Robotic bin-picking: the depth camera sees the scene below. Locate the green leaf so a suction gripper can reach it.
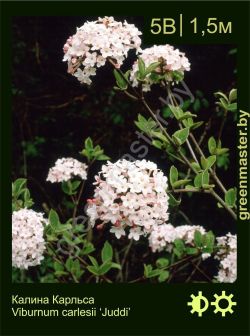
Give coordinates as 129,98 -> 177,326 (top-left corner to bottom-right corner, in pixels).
88,256 -> 99,268
194,173 -> 202,188
186,247 -> 199,255
174,239 -> 185,254
191,121 -> 204,130
134,114 -> 156,134
202,98 -> 209,108
216,148 -> 229,155
172,70 -> 184,82
62,180 -> 80,195
193,98 -> 201,112
172,179 -> 191,188
158,270 -> 169,282
225,188 -> 236,207
172,128 -> 189,146
227,103 -> 237,112
181,99 -> 191,111
49,209 -> 60,230
101,241 -> 113,263
138,57 -> 146,77
96,154 -> 111,161
206,155 -> 216,169
111,262 -> 121,270
196,90 -> 204,98
85,137 -> 93,150
203,231 -> 215,251
201,157 -> 208,170
218,97 -> 228,109
144,264 -> 152,278
54,223 -> 72,233
194,230 -> 203,247
152,139 -> 162,149
151,131 -> 169,143
170,165 -> 178,187
13,178 -> 27,197
156,258 -> 169,268
208,137 -> 217,155
168,105 -> 183,120
229,89 -> 237,102
54,261 -> 64,272
145,61 -> 161,75
113,69 -> 128,90
82,241 -> 95,255
190,162 -> 202,173
178,112 -> 197,121
201,170 -> 209,187
87,265 -> 99,276
214,91 -> 229,103
65,257 -> 74,273
147,269 -> 162,278
168,193 -> 181,207
173,248 -> 182,258
99,261 -> 112,275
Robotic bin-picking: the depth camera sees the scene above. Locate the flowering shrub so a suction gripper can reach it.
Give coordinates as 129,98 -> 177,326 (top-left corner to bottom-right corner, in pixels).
12,17 -> 237,284
63,16 -> 141,84
12,208 -> 48,269
87,159 -> 169,240
47,158 -> 88,183
130,45 -> 190,91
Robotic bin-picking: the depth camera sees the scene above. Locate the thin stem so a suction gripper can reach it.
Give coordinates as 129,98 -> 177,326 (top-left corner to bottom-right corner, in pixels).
189,133 -> 228,195
121,240 -> 133,270
168,85 -> 230,199
168,188 -> 236,220
178,210 -> 193,226
210,189 -> 237,220
108,60 -> 236,220
124,90 -> 138,101
190,260 -> 212,282
185,258 -> 202,283
167,86 -> 199,164
72,159 -> 94,221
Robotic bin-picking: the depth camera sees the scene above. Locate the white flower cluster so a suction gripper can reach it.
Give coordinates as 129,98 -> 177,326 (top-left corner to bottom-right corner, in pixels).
87,159 -> 169,240
63,16 -> 142,85
215,233 -> 237,283
130,44 -> 191,91
47,158 -> 88,183
149,224 -> 207,255
12,208 -> 48,269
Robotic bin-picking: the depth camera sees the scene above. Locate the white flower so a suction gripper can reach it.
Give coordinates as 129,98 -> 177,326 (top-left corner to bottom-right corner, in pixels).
110,226 -> 126,239
130,44 -> 190,91
63,17 -> 142,85
201,253 -> 211,260
214,233 -> 237,283
128,227 -> 143,241
12,208 -> 48,269
87,159 -> 169,240
47,157 -> 88,183
148,224 -> 207,254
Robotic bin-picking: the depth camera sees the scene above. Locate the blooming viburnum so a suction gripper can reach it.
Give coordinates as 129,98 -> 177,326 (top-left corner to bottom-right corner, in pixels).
63,16 -> 142,85
12,208 -> 48,269
130,44 -> 190,91
46,158 -> 88,183
148,224 -> 206,254
86,159 -> 169,240
215,233 -> 237,283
